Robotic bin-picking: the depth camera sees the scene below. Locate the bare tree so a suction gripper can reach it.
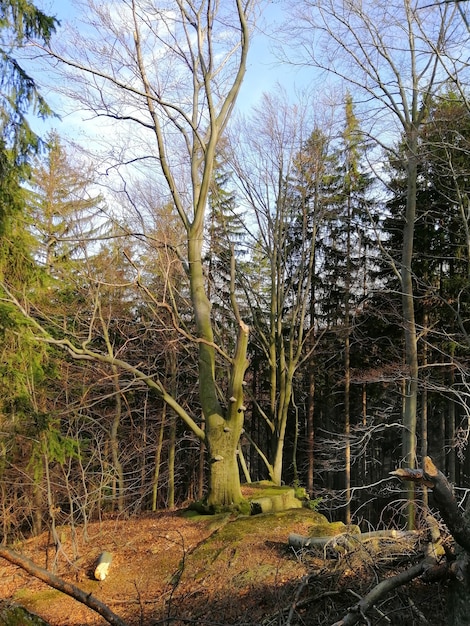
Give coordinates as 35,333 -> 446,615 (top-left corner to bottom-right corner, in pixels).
4,0 -> 260,508
287,0 -> 468,527
230,90 -> 330,485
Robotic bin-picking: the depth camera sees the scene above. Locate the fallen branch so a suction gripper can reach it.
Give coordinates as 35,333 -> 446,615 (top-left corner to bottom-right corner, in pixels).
0,547 -> 128,626
330,560 -> 426,626
330,458 -> 457,625
391,456 -> 470,553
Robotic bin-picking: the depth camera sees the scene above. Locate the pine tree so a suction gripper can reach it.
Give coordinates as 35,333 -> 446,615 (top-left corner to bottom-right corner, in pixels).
0,0 -> 57,231
0,1 -> 58,538
28,131 -> 104,278
382,90 -> 470,486
205,150 -> 246,346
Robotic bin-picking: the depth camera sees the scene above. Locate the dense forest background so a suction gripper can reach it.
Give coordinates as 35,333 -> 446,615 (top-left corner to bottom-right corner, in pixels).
2,0 -> 470,542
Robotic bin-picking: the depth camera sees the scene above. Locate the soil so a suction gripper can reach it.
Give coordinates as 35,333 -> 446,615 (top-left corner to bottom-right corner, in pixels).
0,507 -> 448,626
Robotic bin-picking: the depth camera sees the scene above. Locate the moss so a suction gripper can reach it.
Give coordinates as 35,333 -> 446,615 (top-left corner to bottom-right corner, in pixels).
307,521 -> 361,537
14,588 -> 61,608
1,602 -> 50,625
242,481 -> 295,498
231,564 -> 278,588
187,499 -> 250,516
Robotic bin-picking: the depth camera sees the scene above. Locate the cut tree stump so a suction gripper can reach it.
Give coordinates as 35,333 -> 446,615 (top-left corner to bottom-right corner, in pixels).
94,551 -> 113,581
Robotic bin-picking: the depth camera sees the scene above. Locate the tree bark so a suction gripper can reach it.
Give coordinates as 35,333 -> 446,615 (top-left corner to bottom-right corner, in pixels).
205,320 -> 250,507
401,126 -> 419,529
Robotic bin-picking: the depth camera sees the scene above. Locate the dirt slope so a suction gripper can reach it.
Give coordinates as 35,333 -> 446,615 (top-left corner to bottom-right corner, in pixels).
0,508 -> 319,626
0,507 -> 448,626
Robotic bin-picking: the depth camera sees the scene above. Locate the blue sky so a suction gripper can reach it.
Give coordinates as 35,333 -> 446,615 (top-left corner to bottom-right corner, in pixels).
33,0 -> 311,125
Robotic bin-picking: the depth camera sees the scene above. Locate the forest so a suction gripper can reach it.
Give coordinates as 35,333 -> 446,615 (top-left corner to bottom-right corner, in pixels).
2,0 -> 470,624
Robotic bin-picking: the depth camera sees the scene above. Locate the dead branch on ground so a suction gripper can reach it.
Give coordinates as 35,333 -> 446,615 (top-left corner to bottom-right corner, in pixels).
329,456 -> 467,625
0,547 -> 128,626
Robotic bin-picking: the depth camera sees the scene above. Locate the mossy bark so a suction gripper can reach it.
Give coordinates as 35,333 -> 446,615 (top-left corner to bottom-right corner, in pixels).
205,320 -> 249,507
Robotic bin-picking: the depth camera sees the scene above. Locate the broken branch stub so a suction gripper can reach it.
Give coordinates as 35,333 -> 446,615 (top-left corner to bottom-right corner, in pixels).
391,456 -> 470,553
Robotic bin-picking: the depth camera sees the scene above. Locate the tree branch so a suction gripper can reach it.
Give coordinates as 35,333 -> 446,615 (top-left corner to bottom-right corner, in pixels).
391,455 -> 470,552
0,547 -> 128,626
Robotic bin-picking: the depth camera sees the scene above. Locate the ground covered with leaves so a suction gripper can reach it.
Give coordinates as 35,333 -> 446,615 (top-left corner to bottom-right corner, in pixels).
0,507 -> 448,626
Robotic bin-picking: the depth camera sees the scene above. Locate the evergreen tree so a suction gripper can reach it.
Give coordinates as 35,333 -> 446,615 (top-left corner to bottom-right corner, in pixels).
205,150 -> 246,347
0,1 -> 58,538
27,131 -> 105,278
0,0 -> 57,231
382,90 -> 470,483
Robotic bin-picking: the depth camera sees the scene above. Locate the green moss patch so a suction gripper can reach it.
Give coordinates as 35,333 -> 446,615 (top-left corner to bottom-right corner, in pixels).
0,603 -> 50,626
307,521 -> 361,537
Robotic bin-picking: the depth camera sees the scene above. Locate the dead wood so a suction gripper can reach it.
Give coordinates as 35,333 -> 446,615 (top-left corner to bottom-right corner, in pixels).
0,547 -> 128,626
289,529 -> 422,564
330,560 -> 427,626
330,457 -> 464,625
391,456 -> 470,553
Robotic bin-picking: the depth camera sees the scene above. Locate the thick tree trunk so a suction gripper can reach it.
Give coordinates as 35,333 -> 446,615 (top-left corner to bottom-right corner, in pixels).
205,320 -> 250,507
205,430 -> 244,507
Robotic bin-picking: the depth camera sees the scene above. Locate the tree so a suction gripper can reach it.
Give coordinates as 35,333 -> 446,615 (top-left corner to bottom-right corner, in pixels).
0,0 -> 59,539
28,131 -> 104,277
231,91 -> 335,486
382,91 -> 470,484
0,0 -> 57,231
289,0 -> 468,527
323,94 -> 375,522
4,0 -> 257,509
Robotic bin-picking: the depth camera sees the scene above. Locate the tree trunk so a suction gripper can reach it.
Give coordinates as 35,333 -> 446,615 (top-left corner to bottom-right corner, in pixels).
306,367 -> 315,497
152,403 -> 166,512
205,319 -> 250,507
401,129 -> 419,529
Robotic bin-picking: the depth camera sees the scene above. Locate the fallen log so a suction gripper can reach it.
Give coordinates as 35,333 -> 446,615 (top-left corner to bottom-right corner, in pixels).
289,529 -> 416,550
289,529 -> 421,562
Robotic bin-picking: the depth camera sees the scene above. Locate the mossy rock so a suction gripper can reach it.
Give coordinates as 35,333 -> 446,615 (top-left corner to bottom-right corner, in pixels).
0,603 -> 49,626
307,521 -> 361,537
250,491 -> 302,514
242,482 -> 303,514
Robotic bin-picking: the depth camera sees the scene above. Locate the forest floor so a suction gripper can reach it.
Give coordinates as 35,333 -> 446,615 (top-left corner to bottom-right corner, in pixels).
0,506 -> 449,626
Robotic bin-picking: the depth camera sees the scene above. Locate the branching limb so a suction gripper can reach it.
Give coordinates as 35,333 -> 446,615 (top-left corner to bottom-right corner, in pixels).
391,456 -> 470,552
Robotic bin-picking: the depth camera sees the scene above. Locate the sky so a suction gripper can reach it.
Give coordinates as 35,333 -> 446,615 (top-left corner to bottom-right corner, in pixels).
32,0 -> 313,135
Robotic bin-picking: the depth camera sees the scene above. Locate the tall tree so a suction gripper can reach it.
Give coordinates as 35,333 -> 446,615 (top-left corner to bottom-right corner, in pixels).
28,131 -> 104,277
4,0 -> 257,509
0,0 -> 57,231
383,91 -> 470,481
232,92 -> 336,486
0,0 -> 58,538
330,94 -> 374,522
289,0 -> 466,527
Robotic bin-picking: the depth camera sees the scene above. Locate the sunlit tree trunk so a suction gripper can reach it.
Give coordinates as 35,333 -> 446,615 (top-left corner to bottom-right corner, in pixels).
401,127 -> 419,528
21,0 -> 256,509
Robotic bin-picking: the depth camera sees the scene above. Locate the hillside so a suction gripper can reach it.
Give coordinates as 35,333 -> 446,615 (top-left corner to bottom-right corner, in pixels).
0,507 -> 447,626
